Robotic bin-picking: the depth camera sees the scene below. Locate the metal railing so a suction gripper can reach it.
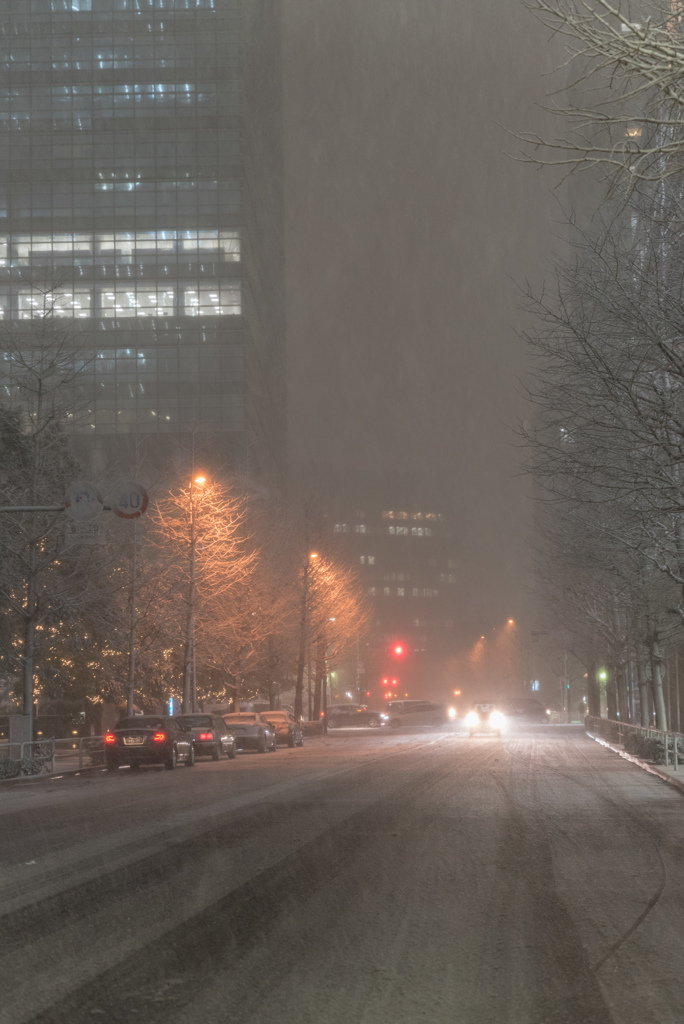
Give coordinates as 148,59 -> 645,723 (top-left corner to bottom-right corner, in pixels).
586,714 -> 684,771
0,735 -> 105,778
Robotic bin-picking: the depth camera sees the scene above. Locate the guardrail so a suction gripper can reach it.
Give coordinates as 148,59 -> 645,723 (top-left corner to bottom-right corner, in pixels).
0,735 -> 105,779
586,714 -> 684,770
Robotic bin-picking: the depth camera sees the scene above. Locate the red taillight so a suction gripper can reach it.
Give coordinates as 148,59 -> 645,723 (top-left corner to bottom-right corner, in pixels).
105,733 -> 116,744
198,732 -> 213,741
152,732 -> 166,743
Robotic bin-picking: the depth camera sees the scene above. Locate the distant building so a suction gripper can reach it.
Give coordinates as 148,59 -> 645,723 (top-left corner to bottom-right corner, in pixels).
0,0 -> 285,488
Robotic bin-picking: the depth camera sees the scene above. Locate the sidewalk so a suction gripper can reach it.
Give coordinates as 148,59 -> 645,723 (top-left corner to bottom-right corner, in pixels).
586,729 -> 684,797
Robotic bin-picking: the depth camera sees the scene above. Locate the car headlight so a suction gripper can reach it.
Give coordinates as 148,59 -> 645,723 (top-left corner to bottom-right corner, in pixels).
465,711 -> 479,727
489,711 -> 503,726
380,713 -> 388,720
448,707 -> 456,719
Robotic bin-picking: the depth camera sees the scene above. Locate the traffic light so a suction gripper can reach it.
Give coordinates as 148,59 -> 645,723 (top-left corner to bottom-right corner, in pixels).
389,641 -> 407,660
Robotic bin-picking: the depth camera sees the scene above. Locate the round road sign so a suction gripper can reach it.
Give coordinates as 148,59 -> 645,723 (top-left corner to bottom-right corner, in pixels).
64,480 -> 103,521
111,480 -> 149,520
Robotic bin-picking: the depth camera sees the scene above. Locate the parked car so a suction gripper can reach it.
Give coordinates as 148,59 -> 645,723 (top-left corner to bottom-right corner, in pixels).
174,714 -> 237,760
258,710 -> 304,747
386,701 -> 450,729
465,702 -> 503,737
105,715 -> 195,770
498,698 -> 550,724
222,713 -> 277,753
325,704 -> 387,729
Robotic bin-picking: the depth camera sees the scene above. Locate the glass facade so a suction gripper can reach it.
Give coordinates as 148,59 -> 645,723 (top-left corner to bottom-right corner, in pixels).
0,0 -> 285,481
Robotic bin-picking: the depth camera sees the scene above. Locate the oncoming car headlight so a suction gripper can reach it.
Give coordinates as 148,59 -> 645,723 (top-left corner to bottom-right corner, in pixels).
465,711 -> 479,727
448,707 -> 456,719
489,710 -> 504,727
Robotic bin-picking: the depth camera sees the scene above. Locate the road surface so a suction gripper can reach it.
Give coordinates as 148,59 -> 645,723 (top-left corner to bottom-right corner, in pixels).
3,725 -> 684,1024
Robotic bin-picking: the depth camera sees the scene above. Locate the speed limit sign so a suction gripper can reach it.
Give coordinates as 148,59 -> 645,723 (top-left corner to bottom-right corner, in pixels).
110,480 -> 149,520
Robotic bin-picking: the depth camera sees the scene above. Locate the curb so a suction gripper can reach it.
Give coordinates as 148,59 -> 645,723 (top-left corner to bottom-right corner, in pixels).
586,730 -> 684,797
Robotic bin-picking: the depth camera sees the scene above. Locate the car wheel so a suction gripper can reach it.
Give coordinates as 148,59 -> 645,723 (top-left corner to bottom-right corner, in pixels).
165,745 -> 178,770
389,720 -> 401,729
327,719 -> 338,729
228,743 -> 237,760
367,716 -> 380,728
298,734 -> 304,746
257,734 -> 267,753
186,744 -> 196,767
270,737 -> 277,751
287,733 -> 296,747
212,745 -> 221,761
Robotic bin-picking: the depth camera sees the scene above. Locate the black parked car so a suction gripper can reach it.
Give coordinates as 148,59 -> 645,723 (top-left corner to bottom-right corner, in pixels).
326,704 -> 387,729
174,714 -> 237,760
105,715 -> 195,771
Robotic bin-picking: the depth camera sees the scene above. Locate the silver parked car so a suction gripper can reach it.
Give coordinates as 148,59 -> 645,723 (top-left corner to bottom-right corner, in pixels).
174,714 -> 237,760
258,710 -> 304,747
222,713 -> 277,753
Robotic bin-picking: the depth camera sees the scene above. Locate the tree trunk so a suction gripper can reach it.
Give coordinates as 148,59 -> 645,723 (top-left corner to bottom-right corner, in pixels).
616,661 -> 630,722
650,639 -> 668,731
586,660 -> 600,717
637,652 -> 650,727
312,640 -> 326,720
294,567 -> 309,721
605,666 -> 618,721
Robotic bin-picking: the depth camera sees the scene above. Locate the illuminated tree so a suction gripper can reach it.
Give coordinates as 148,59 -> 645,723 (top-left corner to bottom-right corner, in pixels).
150,475 -> 256,711
295,553 -> 371,720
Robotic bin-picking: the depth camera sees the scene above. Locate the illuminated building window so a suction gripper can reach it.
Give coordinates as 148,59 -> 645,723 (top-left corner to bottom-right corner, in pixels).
0,230 -> 240,266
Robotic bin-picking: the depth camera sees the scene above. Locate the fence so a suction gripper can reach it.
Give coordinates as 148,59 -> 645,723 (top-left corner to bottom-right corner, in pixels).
586,714 -> 684,771
0,735 -> 105,779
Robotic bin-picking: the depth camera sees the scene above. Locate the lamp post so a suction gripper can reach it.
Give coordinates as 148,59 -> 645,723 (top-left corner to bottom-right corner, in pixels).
183,474 -> 206,713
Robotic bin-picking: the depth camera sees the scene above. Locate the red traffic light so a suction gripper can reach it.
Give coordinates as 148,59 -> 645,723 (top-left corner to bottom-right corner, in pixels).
389,641 -> 407,659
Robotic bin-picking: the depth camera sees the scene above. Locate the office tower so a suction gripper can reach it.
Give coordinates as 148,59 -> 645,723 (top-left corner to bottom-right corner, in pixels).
0,0 -> 285,486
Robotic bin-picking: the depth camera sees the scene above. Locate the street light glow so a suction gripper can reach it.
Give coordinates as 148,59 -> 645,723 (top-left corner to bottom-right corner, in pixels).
194,475 -> 206,486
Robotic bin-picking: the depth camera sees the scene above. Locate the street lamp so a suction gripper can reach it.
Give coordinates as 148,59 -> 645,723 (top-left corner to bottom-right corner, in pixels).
183,472 -> 208,713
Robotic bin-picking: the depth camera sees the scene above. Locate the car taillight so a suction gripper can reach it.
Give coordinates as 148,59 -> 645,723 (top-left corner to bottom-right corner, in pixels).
152,732 -> 166,742
105,733 -> 116,744
198,732 -> 213,741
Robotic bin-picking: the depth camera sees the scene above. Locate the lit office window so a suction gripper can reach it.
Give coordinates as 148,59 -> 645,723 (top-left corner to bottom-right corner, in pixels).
16,288 -> 91,319
0,231 -> 240,263
184,283 -> 241,316
100,289 -> 175,317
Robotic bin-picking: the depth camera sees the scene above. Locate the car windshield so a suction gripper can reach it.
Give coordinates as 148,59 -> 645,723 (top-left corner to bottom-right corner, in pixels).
116,717 -> 164,730
176,715 -> 213,727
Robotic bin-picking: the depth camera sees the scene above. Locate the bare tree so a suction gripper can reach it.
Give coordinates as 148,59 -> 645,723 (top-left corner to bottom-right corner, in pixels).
0,312 -> 101,735
520,0 -> 684,187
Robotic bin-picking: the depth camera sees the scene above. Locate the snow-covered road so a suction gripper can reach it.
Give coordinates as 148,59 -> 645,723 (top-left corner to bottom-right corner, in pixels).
3,726 -> 684,1024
